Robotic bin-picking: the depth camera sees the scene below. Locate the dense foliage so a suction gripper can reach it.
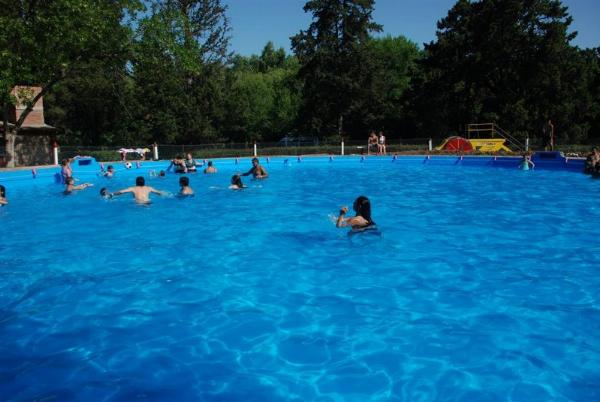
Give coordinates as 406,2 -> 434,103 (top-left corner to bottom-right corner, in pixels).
1,0 -> 598,146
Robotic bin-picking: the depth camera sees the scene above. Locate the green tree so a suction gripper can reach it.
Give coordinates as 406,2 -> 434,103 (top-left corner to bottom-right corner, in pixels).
291,0 -> 381,138
223,45 -> 301,143
132,0 -> 230,144
0,0 -> 141,134
409,0 -> 589,145
363,35 -> 421,136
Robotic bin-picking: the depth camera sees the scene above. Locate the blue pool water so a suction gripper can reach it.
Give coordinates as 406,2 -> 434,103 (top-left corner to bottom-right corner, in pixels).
1,157 -> 599,401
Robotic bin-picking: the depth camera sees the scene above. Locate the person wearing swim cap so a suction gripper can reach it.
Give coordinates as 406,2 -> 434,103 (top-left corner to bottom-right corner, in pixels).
336,195 -> 376,229
240,157 -> 268,179
111,176 -> 166,204
0,185 -> 8,205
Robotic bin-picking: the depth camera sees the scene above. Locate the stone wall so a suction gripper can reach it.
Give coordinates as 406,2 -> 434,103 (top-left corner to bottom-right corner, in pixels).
9,131 -> 53,166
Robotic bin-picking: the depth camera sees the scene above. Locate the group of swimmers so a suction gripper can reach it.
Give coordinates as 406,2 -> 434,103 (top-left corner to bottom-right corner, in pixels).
167,153 -> 218,174
2,156 -> 377,233
62,157 -> 270,202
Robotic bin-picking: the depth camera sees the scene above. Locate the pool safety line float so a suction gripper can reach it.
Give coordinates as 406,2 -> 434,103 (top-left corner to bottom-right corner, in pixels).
436,137 -> 512,153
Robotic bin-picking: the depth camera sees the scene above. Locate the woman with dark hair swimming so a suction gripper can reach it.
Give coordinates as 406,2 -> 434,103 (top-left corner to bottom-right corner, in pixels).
336,195 -> 377,232
0,185 -> 7,205
229,174 -> 246,190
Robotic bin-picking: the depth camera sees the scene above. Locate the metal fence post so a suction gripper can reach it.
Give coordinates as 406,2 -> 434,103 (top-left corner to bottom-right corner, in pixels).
428,138 -> 433,152
525,137 -> 529,152
153,143 -> 159,160
253,142 -> 257,157
341,140 -> 345,156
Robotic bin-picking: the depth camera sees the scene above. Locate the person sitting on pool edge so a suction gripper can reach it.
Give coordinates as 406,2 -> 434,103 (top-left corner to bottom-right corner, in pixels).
229,174 -> 246,190
64,177 -> 93,195
336,195 -> 376,230
179,176 -> 194,196
0,185 -> 7,205
110,176 -> 166,204
240,157 -> 268,179
204,160 -> 217,174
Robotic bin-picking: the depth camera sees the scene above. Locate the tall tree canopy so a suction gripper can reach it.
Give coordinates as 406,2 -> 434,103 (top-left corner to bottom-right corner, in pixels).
409,0 -> 590,143
291,0 -> 381,137
0,0 -> 140,131
131,0 -> 231,143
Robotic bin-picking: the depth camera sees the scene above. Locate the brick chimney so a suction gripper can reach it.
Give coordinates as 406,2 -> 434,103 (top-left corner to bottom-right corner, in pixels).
11,86 -> 46,127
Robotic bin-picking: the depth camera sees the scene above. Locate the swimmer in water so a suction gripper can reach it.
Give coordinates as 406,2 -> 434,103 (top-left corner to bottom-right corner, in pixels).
111,176 -> 166,204
103,165 -> 115,177
204,160 -> 217,174
0,185 -> 7,205
100,187 -> 113,199
336,195 -> 376,230
179,176 -> 194,196
229,174 -> 246,190
519,153 -> 535,170
240,157 -> 268,179
64,177 -> 93,195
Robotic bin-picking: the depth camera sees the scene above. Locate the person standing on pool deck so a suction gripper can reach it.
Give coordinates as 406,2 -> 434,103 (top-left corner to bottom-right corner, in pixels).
336,196 -> 376,229
240,157 -> 268,179
0,185 -> 8,205
111,176 -> 166,204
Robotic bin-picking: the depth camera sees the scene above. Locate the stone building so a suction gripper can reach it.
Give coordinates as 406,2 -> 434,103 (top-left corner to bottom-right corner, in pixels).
1,86 -> 58,168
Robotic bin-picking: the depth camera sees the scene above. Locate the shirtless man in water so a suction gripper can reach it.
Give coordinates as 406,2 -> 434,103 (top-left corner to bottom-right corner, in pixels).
240,157 -> 268,179
111,176 -> 166,203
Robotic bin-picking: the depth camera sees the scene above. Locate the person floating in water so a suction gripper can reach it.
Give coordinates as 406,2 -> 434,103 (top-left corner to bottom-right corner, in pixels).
229,174 -> 246,190
64,177 -> 93,195
336,195 -> 376,231
179,176 -> 194,196
111,176 -> 166,204
204,161 -> 217,174
0,185 -> 7,205
240,157 -> 268,179
519,153 -> 535,170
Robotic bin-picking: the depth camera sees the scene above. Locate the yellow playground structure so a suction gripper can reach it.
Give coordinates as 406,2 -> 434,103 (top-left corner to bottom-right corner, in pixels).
436,123 -> 524,153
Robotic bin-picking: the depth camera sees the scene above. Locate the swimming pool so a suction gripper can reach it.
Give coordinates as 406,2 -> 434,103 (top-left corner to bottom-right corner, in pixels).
1,156 -> 599,401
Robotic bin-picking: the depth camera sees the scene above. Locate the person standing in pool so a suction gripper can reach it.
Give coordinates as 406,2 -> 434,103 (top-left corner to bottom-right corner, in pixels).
60,158 -> 73,182
519,153 -> 535,170
336,196 -> 376,229
204,161 -> 217,174
111,176 -> 166,204
0,185 -> 8,205
179,176 -> 194,196
240,157 -> 268,179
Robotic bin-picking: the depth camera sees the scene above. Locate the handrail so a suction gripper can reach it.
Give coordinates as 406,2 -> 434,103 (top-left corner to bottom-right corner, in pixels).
467,122 -> 525,151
